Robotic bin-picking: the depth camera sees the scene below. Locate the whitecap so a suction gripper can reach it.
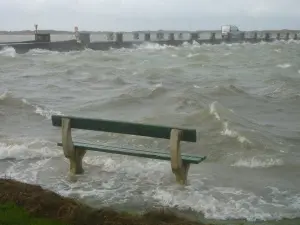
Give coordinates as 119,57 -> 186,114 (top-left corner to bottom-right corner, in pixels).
0,139 -> 61,160
221,121 -> 251,144
224,52 -> 232,56
34,106 -> 64,120
0,91 -> 9,100
136,43 -> 176,51
277,63 -> 291,69
209,101 -> 221,121
0,46 -> 16,58
187,53 -> 199,58
21,98 -> 63,119
232,157 -> 284,168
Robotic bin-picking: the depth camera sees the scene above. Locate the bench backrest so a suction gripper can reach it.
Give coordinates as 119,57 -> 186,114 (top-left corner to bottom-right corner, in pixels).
51,115 -> 197,142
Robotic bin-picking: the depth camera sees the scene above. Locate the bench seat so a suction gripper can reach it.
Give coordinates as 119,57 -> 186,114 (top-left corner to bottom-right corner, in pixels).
57,141 -> 206,164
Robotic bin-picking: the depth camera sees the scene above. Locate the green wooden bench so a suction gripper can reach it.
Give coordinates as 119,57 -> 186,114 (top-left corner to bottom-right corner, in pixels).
51,115 -> 206,185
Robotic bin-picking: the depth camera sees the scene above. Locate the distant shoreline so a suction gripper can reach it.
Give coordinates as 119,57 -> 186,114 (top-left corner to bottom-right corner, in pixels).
1,29 -> 299,35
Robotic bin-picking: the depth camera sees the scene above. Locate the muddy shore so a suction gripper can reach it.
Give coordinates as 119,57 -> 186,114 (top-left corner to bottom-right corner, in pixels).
0,178 -> 209,225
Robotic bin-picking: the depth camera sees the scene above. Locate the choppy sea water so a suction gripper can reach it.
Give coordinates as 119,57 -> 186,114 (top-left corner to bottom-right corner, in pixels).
1,38 -> 300,225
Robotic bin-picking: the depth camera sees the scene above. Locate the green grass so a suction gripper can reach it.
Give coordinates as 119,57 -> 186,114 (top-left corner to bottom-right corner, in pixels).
0,203 -> 69,225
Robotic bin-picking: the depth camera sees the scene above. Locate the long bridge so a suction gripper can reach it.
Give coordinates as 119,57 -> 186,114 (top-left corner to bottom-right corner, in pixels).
0,26 -> 299,53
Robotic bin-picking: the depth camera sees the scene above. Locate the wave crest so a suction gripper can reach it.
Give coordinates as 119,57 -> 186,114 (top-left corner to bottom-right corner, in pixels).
0,139 -> 61,160
0,47 -> 16,57
1,91 -> 63,120
232,157 -> 284,168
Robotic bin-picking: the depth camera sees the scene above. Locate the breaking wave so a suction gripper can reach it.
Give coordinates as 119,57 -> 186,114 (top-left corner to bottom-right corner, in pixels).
209,101 -> 251,145
0,139 -> 61,161
232,157 -> 284,168
0,46 -> 16,57
0,91 -> 63,120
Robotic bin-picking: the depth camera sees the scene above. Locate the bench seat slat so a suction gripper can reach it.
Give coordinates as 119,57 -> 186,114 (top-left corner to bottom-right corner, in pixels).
57,142 -> 206,164
70,140 -> 202,158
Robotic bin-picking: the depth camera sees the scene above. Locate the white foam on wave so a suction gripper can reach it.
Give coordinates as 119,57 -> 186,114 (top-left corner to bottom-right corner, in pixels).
274,49 -> 281,53
1,92 -> 62,119
181,41 -> 201,48
224,52 -> 232,56
0,91 -> 9,100
232,157 -> 284,168
34,106 -> 63,119
0,139 -> 61,160
288,194 -> 300,210
136,42 -> 177,51
26,48 -> 60,56
84,154 -> 168,176
221,121 -> 251,144
298,70 -> 300,74
146,183 -> 298,221
286,39 -> 300,44
22,98 -> 63,119
154,83 -> 163,88
3,158 -> 53,184
277,63 -> 291,69
209,101 -> 221,121
3,147 -> 300,221
187,53 -> 200,58
0,46 -> 16,58
209,102 -> 251,144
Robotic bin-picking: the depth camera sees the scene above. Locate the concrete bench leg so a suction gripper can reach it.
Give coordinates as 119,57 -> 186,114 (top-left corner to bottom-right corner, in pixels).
170,129 -> 189,185
62,118 -> 86,175
174,161 -> 190,185
69,148 -> 86,174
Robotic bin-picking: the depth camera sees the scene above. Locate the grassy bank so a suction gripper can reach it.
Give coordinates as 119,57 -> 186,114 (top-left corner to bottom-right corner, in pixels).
0,178 -> 208,225
0,202 -> 67,225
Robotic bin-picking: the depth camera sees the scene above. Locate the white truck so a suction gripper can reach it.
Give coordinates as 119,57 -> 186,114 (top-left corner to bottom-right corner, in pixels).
221,25 -> 243,40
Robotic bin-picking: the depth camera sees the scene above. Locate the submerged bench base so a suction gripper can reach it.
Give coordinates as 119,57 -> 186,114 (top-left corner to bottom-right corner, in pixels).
57,141 -> 206,185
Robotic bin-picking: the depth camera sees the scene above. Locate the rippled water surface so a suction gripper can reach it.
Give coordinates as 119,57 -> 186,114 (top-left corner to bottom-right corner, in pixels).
1,39 -> 300,224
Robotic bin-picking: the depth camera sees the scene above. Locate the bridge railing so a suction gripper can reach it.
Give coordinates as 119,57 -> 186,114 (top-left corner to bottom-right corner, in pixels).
88,31 -> 299,43
2,30 -> 299,44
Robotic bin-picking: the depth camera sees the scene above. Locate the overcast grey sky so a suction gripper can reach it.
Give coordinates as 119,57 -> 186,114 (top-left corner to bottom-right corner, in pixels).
0,0 -> 299,31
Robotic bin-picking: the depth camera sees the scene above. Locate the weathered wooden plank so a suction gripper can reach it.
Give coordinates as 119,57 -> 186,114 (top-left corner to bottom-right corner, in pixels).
52,115 -> 197,142
57,141 -> 206,164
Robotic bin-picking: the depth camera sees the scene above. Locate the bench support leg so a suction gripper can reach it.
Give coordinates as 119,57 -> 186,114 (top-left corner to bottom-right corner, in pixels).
170,129 -> 189,185
173,162 -> 190,185
62,118 -> 86,175
69,148 -> 86,175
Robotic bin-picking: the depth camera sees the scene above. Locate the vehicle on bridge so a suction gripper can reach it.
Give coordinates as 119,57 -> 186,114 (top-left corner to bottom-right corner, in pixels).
221,25 -> 243,41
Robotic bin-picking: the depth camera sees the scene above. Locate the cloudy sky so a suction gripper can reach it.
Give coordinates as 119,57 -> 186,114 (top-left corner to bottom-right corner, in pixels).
0,0 -> 299,31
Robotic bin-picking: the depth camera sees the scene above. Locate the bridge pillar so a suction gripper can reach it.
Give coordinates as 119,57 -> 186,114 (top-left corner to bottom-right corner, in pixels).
285,33 -> 290,41
78,33 -> 91,45
168,33 -> 175,41
116,33 -> 123,44
210,32 -> 216,42
276,33 -> 281,40
264,33 -> 270,42
253,32 -> 257,41
240,32 -> 245,41
190,32 -> 199,42
145,33 -> 151,42
294,33 -> 298,40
